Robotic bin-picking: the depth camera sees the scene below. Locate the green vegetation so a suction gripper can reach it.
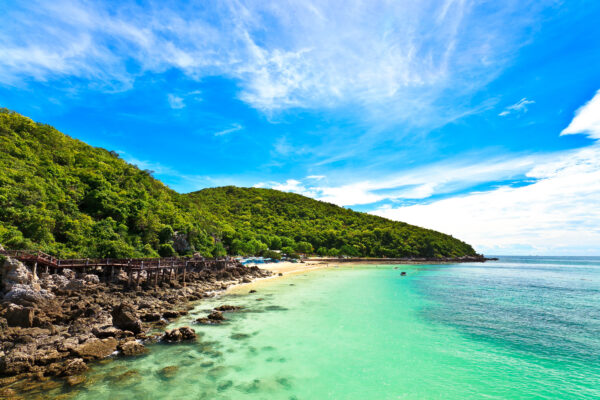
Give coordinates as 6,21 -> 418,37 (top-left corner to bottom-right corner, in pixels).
188,187 -> 476,258
0,109 -> 477,259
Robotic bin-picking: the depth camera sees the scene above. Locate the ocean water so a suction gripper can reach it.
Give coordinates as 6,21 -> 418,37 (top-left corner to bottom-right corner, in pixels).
58,257 -> 598,399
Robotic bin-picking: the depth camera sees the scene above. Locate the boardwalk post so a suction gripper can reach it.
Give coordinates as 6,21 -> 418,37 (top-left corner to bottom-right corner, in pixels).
32,261 -> 37,278
155,260 -> 160,287
183,261 -> 187,287
127,265 -> 133,288
171,260 -> 175,282
136,261 -> 143,289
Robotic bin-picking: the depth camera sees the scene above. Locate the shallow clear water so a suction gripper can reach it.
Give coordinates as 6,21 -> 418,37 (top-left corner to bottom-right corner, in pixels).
63,257 -> 599,399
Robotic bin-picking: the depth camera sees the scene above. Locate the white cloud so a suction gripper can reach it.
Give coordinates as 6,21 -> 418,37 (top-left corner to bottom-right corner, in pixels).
0,0 -> 545,121
373,91 -> 600,255
259,152 -> 540,206
498,97 -> 535,116
372,144 -> 600,255
306,175 -> 326,180
271,179 -> 318,198
167,94 -> 185,109
560,89 -> 600,139
214,123 -> 243,136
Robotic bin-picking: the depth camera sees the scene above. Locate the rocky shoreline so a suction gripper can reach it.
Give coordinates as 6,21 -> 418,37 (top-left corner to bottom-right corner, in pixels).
0,251 -> 271,398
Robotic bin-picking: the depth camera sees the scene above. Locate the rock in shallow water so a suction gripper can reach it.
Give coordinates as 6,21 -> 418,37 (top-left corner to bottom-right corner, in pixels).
72,338 -> 118,360
118,340 -> 148,356
162,326 -> 197,342
158,365 -> 179,379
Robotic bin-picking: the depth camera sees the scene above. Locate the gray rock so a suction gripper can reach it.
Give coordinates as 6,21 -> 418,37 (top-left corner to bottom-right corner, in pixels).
62,269 -> 76,280
65,279 -> 87,290
84,274 -> 100,284
3,283 -> 55,305
2,257 -> 36,292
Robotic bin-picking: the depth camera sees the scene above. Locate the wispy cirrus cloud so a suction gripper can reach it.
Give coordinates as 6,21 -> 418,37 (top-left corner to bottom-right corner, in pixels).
0,0 -> 551,125
214,123 -> 243,137
498,98 -> 535,116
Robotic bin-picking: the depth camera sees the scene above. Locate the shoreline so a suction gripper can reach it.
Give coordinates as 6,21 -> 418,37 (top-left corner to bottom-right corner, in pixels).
0,255 -> 490,396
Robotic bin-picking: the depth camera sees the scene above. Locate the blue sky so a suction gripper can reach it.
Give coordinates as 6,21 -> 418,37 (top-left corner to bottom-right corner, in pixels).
1,0 -> 600,255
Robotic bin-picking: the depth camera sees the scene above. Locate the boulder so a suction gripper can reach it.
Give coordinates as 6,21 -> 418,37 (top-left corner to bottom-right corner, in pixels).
2,257 -> 35,292
111,303 -> 143,334
140,313 -> 161,322
195,310 -> 225,325
72,337 -> 118,360
83,274 -> 100,284
61,269 -> 76,280
64,279 -> 86,291
3,284 -> 55,306
118,340 -> 148,356
162,310 -> 180,319
5,304 -> 34,328
60,358 -> 88,376
162,326 -> 196,343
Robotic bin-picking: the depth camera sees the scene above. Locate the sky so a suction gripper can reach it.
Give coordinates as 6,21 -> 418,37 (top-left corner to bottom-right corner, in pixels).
1,0 -> 600,255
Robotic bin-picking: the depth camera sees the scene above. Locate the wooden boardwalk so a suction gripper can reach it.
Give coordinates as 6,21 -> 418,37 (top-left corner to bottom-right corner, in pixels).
0,249 -> 240,288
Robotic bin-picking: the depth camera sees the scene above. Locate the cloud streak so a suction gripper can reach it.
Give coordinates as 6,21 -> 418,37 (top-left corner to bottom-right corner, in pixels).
498,98 -> 535,116
372,90 -> 600,255
0,0 -> 549,124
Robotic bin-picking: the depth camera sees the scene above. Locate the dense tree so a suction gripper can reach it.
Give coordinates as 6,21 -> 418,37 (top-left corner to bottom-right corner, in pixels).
0,109 -> 477,259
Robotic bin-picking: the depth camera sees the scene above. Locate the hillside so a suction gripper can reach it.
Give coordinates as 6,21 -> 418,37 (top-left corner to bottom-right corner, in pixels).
188,187 -> 476,258
0,109 -> 477,258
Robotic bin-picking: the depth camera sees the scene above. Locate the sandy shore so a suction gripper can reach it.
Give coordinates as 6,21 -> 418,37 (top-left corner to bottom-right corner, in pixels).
227,260 -> 382,294
226,260 -> 333,294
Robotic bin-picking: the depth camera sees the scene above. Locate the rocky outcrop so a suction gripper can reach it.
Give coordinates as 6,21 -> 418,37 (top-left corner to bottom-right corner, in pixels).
1,258 -> 36,292
0,252 -> 271,397
3,284 -> 54,306
111,303 -> 143,334
162,326 -> 197,342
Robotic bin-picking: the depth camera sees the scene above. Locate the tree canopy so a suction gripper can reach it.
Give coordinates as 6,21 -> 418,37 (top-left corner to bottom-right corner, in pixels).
0,109 -> 477,259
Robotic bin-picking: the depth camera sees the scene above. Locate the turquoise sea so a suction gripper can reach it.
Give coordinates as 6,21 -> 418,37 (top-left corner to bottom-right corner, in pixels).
64,257 -> 599,399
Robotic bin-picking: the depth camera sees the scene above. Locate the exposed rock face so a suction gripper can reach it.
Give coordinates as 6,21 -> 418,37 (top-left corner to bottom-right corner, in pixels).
111,303 -> 143,334
3,284 -> 54,306
2,258 -> 36,292
162,326 -> 197,342
5,304 -> 34,328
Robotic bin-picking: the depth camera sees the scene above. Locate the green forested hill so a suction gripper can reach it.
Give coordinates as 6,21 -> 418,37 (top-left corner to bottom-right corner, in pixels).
188,187 -> 476,258
0,109 -> 477,258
